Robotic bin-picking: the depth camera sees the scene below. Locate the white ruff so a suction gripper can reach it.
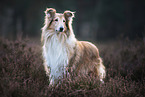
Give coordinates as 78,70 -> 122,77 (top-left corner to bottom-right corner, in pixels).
42,33 -> 76,84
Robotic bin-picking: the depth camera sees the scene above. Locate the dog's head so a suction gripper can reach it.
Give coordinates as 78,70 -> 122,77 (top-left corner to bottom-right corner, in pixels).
44,8 -> 74,36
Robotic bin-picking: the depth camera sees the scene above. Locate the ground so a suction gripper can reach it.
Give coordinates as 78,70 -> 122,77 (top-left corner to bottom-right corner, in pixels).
0,37 -> 144,97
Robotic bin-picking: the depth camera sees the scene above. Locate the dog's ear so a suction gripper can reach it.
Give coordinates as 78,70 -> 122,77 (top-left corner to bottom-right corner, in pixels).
64,10 -> 75,21
45,8 -> 56,18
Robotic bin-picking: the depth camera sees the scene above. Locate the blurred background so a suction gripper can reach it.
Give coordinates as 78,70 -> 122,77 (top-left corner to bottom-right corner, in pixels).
0,0 -> 145,41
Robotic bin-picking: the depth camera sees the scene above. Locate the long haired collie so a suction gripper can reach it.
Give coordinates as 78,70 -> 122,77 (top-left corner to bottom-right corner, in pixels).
41,8 -> 106,85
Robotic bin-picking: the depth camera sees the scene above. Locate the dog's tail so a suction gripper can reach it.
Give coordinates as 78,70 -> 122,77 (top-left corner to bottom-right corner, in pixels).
96,58 -> 106,83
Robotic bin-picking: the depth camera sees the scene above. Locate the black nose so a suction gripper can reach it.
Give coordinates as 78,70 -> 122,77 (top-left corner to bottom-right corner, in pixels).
59,27 -> 64,32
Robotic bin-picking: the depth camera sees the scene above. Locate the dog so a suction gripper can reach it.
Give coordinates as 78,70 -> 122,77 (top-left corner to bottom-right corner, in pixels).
41,8 -> 106,85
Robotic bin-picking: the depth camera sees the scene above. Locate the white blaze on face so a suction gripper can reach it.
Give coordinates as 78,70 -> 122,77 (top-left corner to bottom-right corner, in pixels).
54,14 -> 66,32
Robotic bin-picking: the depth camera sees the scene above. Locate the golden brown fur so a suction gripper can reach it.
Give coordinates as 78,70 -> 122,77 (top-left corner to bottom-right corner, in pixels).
41,8 -> 106,85
68,41 -> 105,77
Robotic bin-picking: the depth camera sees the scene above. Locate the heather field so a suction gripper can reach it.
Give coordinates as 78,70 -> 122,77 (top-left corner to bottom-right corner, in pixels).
0,37 -> 144,97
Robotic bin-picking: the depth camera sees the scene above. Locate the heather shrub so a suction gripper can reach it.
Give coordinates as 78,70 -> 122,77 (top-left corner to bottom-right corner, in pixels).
100,39 -> 145,82
0,38 -> 49,97
0,37 -> 144,97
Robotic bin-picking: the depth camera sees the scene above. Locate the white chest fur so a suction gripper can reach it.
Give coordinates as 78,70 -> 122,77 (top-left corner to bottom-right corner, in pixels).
42,34 -> 69,84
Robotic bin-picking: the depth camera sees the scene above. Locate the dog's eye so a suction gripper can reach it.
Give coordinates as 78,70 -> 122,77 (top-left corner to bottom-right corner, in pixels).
63,20 -> 65,22
55,19 -> 58,21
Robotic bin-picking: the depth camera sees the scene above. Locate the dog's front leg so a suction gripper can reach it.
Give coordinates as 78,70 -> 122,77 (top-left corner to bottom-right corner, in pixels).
49,66 -> 64,85
63,66 -> 70,78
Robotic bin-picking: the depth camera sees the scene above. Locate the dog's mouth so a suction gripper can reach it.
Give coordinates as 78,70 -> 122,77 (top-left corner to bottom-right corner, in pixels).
57,31 -> 67,39
56,30 -> 66,36
56,31 -> 65,35
57,32 -> 67,36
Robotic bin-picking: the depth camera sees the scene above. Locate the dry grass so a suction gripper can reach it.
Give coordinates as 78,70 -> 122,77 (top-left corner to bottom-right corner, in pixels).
0,37 -> 144,97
